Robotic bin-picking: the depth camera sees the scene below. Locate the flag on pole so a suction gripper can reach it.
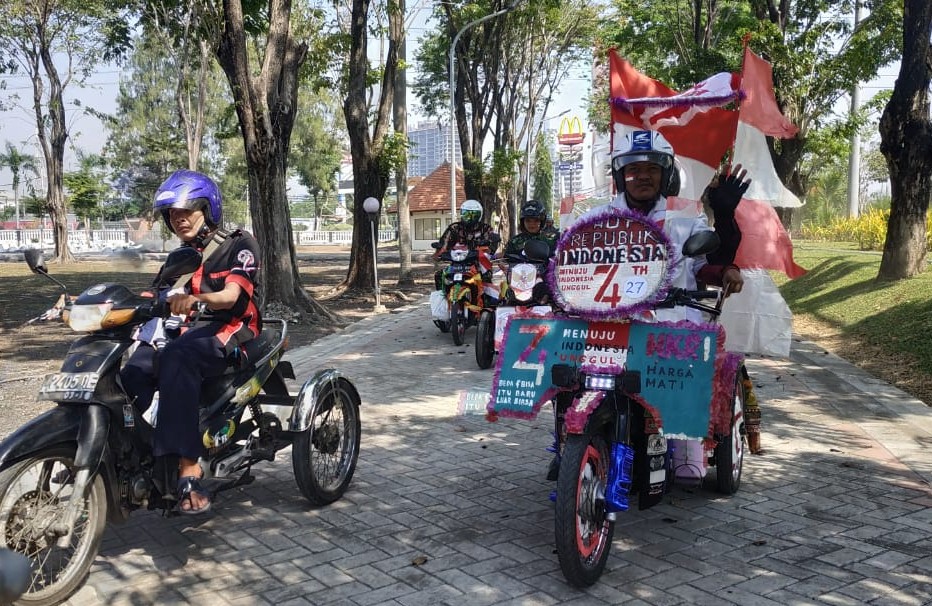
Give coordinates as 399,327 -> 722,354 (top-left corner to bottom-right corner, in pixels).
607,48 -> 806,356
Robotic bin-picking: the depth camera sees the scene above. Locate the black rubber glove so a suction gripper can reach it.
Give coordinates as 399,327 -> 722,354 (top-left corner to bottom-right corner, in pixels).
707,166 -> 751,220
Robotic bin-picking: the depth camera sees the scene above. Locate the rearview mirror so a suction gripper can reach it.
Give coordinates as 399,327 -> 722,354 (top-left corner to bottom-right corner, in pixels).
523,239 -> 551,263
681,231 -> 720,258
157,247 -> 202,285
23,249 -> 46,274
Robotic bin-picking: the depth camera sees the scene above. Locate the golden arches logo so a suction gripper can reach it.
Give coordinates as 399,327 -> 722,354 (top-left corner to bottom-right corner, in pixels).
557,116 -> 585,146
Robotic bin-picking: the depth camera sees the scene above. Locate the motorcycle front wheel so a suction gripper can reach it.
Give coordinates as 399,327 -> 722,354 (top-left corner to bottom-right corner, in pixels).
715,372 -> 748,494
0,447 -> 107,606
292,377 -> 362,505
554,434 -> 614,588
451,300 -> 467,346
475,310 -> 495,369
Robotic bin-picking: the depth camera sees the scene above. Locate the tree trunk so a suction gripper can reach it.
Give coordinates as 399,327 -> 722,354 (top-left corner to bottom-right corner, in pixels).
877,0 -> 932,281
392,0 -> 413,288
215,0 -> 334,320
38,42 -> 73,263
340,0 -> 396,293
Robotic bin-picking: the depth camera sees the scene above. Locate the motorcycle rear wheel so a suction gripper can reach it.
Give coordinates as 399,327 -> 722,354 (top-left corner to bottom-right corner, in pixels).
554,434 -> 614,587
0,447 -> 107,606
475,311 -> 495,369
292,377 -> 362,505
451,300 -> 467,346
715,373 -> 747,494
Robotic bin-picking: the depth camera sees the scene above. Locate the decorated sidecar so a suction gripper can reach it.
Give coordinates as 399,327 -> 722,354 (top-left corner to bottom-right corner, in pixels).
487,209 -> 752,587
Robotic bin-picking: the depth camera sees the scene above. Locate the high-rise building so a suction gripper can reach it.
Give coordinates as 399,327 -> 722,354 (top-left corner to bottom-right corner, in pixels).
407,122 -> 462,177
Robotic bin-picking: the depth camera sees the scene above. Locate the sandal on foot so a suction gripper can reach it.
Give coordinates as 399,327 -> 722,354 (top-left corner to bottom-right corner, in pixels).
177,476 -> 212,515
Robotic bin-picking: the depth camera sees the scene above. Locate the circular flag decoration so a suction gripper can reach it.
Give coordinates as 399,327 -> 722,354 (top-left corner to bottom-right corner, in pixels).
549,208 -> 674,319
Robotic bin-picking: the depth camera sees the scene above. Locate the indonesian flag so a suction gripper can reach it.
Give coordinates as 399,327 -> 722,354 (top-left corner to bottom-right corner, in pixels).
608,48 -> 805,356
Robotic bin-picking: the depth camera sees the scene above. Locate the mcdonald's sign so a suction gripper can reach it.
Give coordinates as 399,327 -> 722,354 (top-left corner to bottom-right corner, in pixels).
557,116 -> 585,146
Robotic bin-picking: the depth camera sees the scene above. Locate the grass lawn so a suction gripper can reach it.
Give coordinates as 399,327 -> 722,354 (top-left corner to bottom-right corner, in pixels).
776,240 -> 932,404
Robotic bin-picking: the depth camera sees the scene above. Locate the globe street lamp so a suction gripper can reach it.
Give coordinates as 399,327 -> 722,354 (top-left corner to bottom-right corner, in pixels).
448,1 -> 525,223
363,196 -> 387,313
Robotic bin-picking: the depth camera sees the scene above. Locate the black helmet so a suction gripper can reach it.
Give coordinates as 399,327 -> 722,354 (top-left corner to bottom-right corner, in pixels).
520,199 -> 546,221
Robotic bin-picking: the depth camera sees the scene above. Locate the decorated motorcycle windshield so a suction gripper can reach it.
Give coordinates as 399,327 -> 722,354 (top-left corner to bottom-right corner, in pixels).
549,208 -> 674,319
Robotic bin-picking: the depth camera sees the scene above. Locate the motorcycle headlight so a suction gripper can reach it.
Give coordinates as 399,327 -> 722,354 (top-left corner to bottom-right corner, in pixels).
67,303 -> 135,332
450,249 -> 469,262
510,263 -> 538,298
584,373 -> 616,390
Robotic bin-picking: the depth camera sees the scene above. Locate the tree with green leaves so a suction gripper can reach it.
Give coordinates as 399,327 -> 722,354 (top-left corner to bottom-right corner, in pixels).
0,0 -> 130,262
598,0 -> 901,204
877,0 -> 932,280
290,88 -> 343,228
64,152 -> 109,228
335,0 -> 402,292
104,29 -> 196,218
414,0 -> 597,242
0,141 -> 38,229
531,131 -> 554,214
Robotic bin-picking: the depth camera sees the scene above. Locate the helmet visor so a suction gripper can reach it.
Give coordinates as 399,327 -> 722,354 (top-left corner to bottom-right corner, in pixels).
462,210 -> 481,224
612,152 -> 672,172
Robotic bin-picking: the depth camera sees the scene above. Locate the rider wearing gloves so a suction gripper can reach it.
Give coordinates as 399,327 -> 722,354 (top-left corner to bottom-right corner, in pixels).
548,130 -> 752,480
578,129 -> 749,322
432,199 -> 500,288
503,199 -> 560,259
121,170 -> 262,515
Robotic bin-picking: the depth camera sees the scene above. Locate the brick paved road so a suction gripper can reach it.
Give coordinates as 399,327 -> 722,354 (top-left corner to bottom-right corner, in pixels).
64,301 -> 932,606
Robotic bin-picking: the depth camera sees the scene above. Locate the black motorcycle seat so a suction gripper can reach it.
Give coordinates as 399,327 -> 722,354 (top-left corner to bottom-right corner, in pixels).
236,329 -> 280,368
198,328 -> 281,408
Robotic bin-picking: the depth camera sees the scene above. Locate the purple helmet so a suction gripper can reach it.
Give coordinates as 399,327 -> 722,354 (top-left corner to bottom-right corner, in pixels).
153,170 -> 222,233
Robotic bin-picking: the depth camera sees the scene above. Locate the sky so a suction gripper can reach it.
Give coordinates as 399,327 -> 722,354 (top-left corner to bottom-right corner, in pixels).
0,5 -> 898,200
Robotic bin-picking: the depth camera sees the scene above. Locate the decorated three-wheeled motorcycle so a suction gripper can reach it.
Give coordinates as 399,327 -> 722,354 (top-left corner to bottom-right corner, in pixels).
487,209 -> 750,587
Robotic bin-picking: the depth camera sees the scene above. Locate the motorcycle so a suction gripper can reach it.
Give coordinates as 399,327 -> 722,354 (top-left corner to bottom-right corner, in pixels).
0,247 -> 362,605
476,239 -> 553,370
431,240 -> 499,347
488,210 -> 749,588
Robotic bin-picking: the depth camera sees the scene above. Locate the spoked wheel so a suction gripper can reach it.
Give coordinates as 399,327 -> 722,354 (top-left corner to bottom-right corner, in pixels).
293,377 -> 362,505
715,373 -> 747,494
0,448 -> 107,606
433,319 -> 451,333
475,310 -> 495,369
451,299 -> 467,346
554,434 -> 615,587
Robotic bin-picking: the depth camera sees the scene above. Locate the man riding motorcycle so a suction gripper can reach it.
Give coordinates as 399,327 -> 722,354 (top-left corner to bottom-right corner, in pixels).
432,199 -> 500,289
503,199 -> 560,259
121,170 -> 262,515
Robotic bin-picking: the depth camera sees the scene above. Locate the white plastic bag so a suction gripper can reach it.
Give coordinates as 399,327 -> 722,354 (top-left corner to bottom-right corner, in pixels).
720,269 -> 793,357
429,290 -> 449,320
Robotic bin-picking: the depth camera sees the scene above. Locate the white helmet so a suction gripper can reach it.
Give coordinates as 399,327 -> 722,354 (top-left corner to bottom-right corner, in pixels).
612,130 -> 677,196
460,199 -> 483,226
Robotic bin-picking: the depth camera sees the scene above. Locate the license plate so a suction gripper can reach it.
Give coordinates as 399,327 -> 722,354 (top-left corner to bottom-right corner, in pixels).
38,372 -> 100,401
453,272 -> 463,282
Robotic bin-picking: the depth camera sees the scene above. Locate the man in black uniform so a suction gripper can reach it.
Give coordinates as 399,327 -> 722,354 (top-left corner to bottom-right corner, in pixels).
122,170 -> 261,515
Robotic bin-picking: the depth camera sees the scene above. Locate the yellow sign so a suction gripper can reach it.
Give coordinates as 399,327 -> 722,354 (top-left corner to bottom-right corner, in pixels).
557,116 -> 585,146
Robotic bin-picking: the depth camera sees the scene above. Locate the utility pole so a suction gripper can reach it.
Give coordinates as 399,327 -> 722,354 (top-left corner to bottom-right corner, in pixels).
846,0 -> 862,218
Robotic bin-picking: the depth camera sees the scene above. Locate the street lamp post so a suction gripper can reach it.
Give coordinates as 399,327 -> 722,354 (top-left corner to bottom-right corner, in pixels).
448,1 -> 524,223
363,197 -> 387,313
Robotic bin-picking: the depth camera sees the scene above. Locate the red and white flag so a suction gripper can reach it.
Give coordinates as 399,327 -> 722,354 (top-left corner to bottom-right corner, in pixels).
607,48 -> 806,355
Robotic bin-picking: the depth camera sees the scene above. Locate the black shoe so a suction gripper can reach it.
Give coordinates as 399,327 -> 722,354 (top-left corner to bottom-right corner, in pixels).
546,455 -> 560,481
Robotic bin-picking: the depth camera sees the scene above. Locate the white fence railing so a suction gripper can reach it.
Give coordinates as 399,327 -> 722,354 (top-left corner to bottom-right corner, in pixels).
0,228 -> 397,252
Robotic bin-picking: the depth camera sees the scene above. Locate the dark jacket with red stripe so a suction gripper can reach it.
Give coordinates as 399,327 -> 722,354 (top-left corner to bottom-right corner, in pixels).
188,229 -> 262,354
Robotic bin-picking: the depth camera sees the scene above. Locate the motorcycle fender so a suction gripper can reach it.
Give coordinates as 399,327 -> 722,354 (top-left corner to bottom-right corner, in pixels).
0,406 -> 123,522
0,406 -> 87,470
288,369 -> 360,433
